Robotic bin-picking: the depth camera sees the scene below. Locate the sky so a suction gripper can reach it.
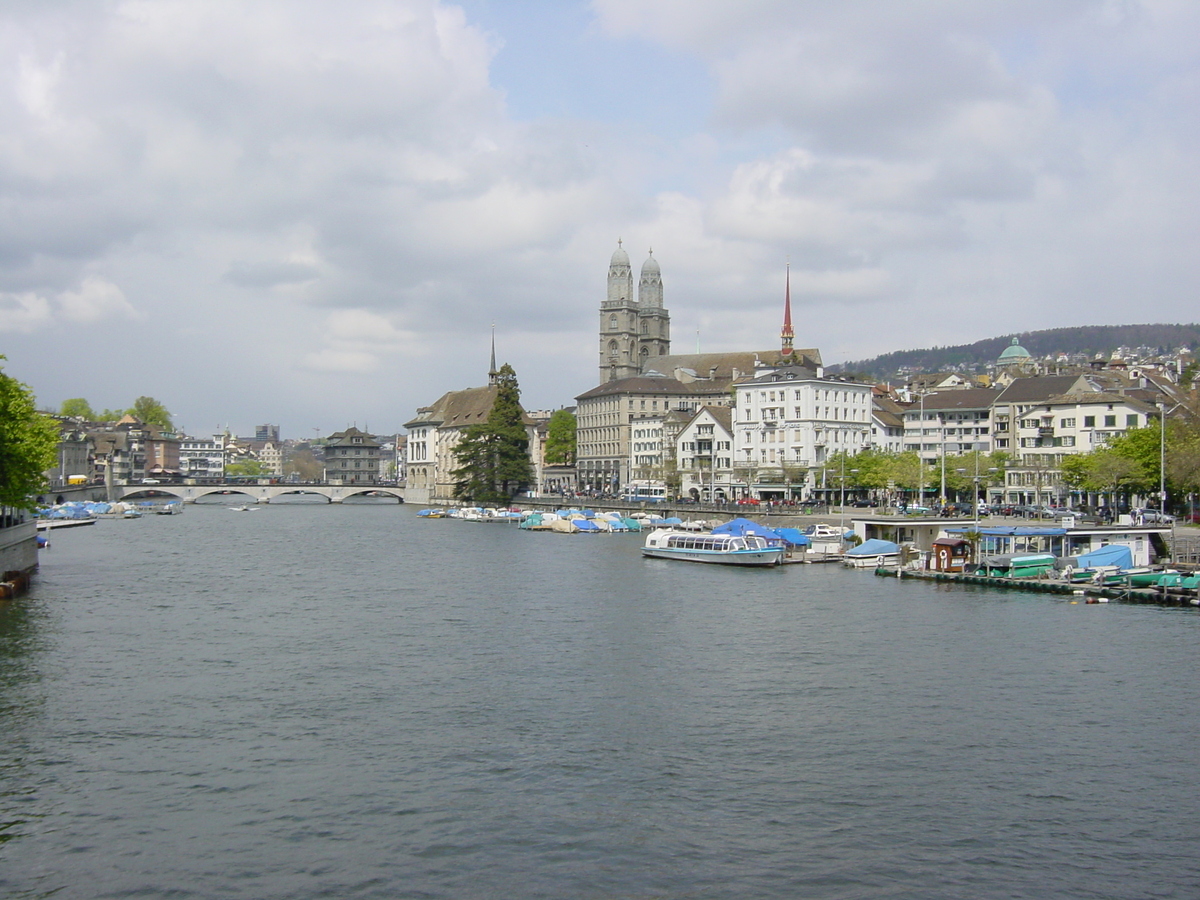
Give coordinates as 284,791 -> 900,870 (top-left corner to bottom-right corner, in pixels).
2,0 -> 1197,438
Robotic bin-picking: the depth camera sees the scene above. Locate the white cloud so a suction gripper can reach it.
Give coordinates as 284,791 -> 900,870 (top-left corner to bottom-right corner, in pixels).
0,0 -> 1196,432
0,291 -> 52,333
0,276 -> 135,331
57,275 -> 138,323
301,348 -> 380,374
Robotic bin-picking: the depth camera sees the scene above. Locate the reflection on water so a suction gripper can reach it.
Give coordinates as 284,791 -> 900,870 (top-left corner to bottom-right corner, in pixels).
1,504 -> 1199,899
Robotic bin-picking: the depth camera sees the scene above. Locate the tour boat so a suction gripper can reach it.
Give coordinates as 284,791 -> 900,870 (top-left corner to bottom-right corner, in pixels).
641,528 -> 785,566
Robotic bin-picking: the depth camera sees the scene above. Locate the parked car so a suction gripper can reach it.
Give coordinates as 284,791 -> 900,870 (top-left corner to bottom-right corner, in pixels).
1133,508 -> 1175,524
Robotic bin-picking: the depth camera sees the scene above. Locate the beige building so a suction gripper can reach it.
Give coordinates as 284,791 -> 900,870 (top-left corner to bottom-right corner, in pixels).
404,359 -> 537,504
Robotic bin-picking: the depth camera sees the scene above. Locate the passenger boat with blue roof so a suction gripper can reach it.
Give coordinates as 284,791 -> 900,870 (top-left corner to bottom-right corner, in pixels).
641,529 -> 785,566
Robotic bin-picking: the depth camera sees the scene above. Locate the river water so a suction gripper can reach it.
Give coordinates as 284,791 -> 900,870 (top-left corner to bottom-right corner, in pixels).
2,501 -> 1199,899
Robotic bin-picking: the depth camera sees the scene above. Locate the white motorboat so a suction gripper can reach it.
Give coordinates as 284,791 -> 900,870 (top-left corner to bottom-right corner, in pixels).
641,529 -> 785,566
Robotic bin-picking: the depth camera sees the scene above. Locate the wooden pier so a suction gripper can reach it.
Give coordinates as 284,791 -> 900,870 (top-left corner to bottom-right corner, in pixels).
876,567 -> 1200,607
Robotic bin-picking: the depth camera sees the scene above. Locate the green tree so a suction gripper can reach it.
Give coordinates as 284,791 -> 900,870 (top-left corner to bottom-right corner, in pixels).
1105,422 -> 1161,494
0,359 -> 60,511
1167,424 -> 1200,500
886,450 -> 925,497
127,396 -> 173,430
60,398 -> 96,419
544,409 -> 577,465
284,448 -> 323,482
1064,447 -> 1141,508
225,459 -> 266,478
452,364 -> 533,505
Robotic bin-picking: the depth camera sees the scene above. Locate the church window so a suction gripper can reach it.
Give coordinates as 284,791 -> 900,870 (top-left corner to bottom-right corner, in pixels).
641,321 -> 648,334
609,315 -> 617,330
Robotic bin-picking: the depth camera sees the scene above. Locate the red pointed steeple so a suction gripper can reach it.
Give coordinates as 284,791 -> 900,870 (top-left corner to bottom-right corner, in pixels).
780,263 -> 794,359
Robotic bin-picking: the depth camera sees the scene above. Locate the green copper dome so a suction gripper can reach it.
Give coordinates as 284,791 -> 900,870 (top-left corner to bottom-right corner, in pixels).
998,337 -> 1031,361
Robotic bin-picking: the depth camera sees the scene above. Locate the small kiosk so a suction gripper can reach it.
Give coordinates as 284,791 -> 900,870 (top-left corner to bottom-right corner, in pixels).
930,537 -> 972,573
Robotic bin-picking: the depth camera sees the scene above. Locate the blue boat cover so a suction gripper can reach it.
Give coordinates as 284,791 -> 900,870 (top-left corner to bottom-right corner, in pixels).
846,538 -> 900,557
1076,544 -> 1133,570
712,517 -> 782,540
774,527 -> 811,547
574,519 -> 601,531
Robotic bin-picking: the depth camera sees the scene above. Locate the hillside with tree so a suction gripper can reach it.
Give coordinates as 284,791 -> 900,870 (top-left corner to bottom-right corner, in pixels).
829,323 -> 1200,381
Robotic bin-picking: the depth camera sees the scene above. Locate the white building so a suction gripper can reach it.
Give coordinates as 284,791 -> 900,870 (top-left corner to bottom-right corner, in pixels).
178,434 -> 227,481
732,364 -> 873,500
629,415 -> 666,481
1000,389 -> 1157,506
675,406 -> 735,501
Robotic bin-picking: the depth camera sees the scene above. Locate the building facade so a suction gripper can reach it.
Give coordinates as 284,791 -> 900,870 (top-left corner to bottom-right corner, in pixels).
676,406 -> 736,501
324,427 -> 381,484
732,364 -> 873,500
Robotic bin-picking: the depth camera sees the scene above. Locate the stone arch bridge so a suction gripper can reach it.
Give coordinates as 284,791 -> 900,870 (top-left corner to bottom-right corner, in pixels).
113,483 -> 406,504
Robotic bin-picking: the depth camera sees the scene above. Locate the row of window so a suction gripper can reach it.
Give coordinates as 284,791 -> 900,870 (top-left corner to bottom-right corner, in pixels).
758,388 -> 866,403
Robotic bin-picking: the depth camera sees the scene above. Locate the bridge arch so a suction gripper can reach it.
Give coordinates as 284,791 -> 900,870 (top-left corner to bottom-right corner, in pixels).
112,484 -> 406,504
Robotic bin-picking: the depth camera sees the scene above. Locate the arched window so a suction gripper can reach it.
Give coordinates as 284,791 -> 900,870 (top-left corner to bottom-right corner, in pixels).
608,340 -> 619,359
608,314 -> 617,331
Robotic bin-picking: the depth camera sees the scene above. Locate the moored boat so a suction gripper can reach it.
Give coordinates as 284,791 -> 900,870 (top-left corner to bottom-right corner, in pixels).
843,538 -> 901,568
641,528 -> 785,566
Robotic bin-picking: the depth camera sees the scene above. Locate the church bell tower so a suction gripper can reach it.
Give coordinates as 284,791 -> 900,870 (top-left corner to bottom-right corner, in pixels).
598,241 -> 670,383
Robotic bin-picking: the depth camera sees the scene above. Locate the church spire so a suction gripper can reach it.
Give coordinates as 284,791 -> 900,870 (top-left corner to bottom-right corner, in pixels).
488,324 -> 498,385
780,262 -> 794,359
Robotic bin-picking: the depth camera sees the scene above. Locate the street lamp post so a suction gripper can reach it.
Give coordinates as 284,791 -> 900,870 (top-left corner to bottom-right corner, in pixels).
1159,401 -> 1167,515
939,412 -> 947,509
839,462 -> 858,532
917,392 -> 925,510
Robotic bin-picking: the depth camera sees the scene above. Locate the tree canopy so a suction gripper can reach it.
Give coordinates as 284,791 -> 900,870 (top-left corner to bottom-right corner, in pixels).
128,396 -> 173,430
225,459 -> 266,478
284,448 -> 323,482
1064,413 -> 1200,508
544,409 -> 577,465
452,364 -> 533,505
818,448 -> 1008,499
60,398 -> 96,419
0,359 -> 60,511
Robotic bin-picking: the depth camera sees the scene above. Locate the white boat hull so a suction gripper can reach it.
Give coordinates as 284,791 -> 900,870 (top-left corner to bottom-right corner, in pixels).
642,546 -> 786,566
843,553 -> 899,568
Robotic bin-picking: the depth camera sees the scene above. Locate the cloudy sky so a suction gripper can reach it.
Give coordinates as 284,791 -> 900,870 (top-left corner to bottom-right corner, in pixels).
2,0 -> 1197,437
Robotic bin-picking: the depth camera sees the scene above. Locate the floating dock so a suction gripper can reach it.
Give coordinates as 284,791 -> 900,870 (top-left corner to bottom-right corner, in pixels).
876,567 -> 1200,607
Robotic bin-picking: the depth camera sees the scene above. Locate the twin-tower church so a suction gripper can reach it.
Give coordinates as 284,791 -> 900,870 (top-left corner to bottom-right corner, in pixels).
598,240 -> 671,382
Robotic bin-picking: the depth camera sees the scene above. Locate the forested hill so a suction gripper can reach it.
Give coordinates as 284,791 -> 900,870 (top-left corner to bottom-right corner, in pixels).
828,323 -> 1200,380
